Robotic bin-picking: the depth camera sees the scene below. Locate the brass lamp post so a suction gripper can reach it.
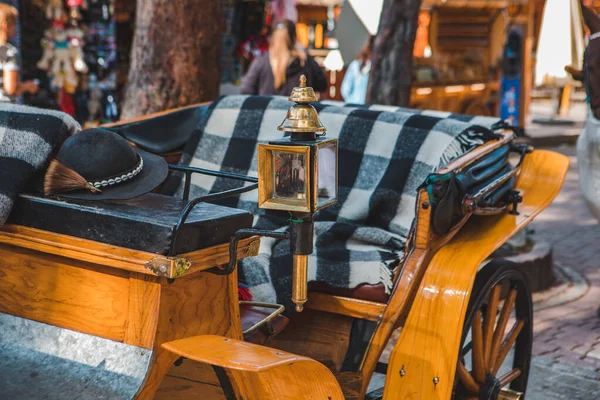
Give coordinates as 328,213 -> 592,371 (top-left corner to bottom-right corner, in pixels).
258,75 -> 338,311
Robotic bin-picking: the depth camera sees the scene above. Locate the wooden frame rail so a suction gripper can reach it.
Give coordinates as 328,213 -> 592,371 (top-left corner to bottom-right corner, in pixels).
0,225 -> 259,279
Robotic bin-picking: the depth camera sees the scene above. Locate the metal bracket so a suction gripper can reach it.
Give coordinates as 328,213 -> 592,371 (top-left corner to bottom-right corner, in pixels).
240,301 -> 285,335
145,256 -> 191,278
508,190 -> 523,215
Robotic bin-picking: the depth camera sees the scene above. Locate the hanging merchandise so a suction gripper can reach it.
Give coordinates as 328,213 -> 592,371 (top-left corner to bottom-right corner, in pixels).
45,0 -> 67,22
82,0 -> 118,124
67,0 -> 88,21
36,20 -> 86,97
35,0 -> 117,123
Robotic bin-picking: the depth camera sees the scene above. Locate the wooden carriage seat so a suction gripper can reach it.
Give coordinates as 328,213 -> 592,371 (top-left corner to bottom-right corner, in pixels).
169,95 -> 503,307
8,193 -> 289,341
1,192 -> 289,397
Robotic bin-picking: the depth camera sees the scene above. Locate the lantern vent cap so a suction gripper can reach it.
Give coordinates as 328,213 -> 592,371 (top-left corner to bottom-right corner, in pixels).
278,75 -> 326,133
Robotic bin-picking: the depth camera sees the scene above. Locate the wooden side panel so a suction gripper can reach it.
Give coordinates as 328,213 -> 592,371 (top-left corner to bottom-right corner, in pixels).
138,270 -> 242,399
0,225 -> 155,275
155,375 -> 225,400
164,359 -> 220,386
229,361 -> 344,400
305,292 -> 385,321
384,150 -> 569,399
124,273 -> 161,349
0,245 -> 130,343
270,309 -> 353,372
0,225 -> 259,279
161,335 -> 344,400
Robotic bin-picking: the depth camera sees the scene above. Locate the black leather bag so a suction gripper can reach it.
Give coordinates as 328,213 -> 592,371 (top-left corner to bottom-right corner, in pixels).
426,143 -> 527,235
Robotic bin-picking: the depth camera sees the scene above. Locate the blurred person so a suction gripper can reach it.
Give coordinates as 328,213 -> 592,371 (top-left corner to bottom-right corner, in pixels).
240,20 -> 327,95
0,3 -> 37,102
340,36 -> 374,104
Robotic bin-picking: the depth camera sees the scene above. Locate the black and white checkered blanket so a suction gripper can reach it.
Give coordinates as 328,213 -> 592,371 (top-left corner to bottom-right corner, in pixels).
0,104 -> 80,224
178,95 -> 502,306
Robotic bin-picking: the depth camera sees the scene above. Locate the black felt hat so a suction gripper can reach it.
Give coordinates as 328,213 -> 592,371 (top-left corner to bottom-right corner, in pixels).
44,128 -> 168,200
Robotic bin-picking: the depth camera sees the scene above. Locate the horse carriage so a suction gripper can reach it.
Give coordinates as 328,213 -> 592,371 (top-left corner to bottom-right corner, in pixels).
0,77 -> 568,400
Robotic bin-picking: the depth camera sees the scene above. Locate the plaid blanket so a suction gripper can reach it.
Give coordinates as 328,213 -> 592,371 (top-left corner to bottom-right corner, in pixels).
178,95 -> 502,307
0,104 -> 80,224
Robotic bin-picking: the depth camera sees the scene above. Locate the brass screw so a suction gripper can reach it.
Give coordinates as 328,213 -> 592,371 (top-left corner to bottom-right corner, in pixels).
433,377 -> 439,385
399,366 -> 406,377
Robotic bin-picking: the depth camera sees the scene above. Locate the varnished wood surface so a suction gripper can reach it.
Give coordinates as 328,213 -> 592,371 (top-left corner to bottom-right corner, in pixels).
155,375 -> 225,400
163,335 -> 311,372
162,335 -> 344,399
0,221 -> 245,397
359,188 -> 440,397
384,150 -> 569,399
0,244 -> 132,344
124,273 -> 160,349
138,269 -> 241,399
415,191 -> 432,250
228,360 -> 344,400
0,225 -> 259,278
305,292 -> 386,322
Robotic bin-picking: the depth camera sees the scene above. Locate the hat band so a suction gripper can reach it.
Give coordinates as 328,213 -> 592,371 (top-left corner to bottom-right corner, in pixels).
88,157 -> 144,189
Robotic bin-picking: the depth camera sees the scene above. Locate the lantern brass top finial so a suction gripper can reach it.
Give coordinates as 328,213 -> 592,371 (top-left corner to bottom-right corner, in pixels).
288,74 -> 318,104
278,75 -> 326,133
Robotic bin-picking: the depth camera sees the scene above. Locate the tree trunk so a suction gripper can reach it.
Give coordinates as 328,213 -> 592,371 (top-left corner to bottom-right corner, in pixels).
366,0 -> 422,106
121,0 -> 223,120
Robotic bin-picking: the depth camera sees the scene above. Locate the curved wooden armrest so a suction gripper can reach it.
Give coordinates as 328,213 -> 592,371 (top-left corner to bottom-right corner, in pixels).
162,335 -> 344,399
384,150 -> 570,400
162,334 -> 307,372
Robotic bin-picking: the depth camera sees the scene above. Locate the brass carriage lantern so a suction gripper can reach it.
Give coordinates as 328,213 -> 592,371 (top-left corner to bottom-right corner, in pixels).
258,75 -> 338,312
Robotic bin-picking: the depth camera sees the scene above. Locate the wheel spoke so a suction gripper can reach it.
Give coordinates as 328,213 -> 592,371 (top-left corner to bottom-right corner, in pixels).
488,288 -> 517,371
493,320 -> 525,375
499,368 -> 522,387
483,285 -> 501,372
457,362 -> 480,394
471,310 -> 486,383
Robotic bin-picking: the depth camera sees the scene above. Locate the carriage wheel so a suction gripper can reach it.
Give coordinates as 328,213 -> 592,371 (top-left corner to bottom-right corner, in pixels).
453,260 -> 533,400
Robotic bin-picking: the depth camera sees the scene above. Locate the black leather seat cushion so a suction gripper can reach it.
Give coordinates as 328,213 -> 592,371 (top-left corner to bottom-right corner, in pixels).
8,193 -> 252,255
109,105 -> 208,154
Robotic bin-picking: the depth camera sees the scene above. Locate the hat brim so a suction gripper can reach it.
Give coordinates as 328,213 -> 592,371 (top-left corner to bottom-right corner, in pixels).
55,149 -> 169,201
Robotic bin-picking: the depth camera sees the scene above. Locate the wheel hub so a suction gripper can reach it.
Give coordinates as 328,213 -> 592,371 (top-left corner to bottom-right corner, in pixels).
479,374 -> 502,400
498,388 -> 523,400
478,374 -> 523,400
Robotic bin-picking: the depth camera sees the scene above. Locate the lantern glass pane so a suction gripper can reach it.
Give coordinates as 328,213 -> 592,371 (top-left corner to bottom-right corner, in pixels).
272,151 -> 307,201
317,143 -> 337,207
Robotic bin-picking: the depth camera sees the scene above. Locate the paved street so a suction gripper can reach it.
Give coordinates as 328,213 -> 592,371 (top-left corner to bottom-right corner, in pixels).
526,143 -> 600,399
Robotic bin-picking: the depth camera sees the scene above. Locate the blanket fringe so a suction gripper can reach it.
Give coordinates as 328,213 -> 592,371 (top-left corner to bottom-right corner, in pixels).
380,261 -> 394,294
